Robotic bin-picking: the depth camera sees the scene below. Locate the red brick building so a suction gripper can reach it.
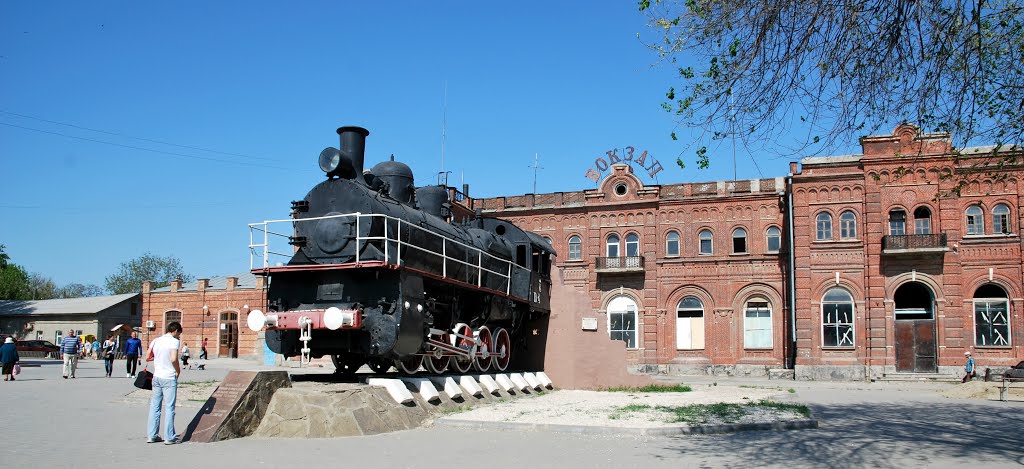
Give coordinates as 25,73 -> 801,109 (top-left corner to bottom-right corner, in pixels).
141,274 -> 265,359
475,124 -> 1023,379
143,125 -> 1023,380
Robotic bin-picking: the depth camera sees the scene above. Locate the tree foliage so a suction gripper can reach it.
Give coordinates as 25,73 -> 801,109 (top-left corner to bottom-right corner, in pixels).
0,245 -> 31,300
59,283 -> 106,298
28,273 -> 58,300
639,0 -> 1024,167
104,253 -> 193,295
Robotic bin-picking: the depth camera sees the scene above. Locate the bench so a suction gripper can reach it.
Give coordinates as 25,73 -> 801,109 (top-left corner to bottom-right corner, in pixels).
999,377 -> 1024,401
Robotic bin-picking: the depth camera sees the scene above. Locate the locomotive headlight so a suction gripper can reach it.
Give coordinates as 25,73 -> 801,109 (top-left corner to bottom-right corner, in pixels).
319,147 -> 342,175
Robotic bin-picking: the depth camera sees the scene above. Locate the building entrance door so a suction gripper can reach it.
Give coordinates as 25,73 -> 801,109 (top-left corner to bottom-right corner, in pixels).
893,282 -> 937,373
219,312 -> 238,358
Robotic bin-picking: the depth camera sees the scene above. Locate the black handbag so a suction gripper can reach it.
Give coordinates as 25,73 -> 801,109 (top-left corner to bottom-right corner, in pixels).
134,369 -> 153,390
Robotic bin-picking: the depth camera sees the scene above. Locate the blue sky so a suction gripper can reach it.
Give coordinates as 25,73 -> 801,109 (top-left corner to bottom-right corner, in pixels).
0,1 -> 810,288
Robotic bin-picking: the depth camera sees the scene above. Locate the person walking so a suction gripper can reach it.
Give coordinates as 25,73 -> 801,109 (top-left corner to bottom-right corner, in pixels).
962,351 -> 976,383
124,331 -> 142,378
60,329 -> 80,379
180,342 -> 190,369
102,335 -> 116,377
199,337 -> 208,360
147,321 -> 182,445
1,337 -> 19,382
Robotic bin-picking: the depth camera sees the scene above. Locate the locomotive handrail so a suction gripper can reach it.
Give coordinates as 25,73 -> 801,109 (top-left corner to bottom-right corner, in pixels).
249,212 -> 526,295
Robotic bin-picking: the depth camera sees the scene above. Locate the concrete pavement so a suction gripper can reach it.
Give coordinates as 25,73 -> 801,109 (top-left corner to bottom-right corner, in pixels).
4,358 -> 1024,468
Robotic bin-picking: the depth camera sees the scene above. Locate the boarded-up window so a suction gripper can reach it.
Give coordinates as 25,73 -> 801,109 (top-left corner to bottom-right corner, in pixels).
744,300 -> 772,348
676,296 -> 705,350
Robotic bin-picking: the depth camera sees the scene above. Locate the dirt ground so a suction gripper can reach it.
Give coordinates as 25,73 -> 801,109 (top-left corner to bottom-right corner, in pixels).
940,379 -> 1024,400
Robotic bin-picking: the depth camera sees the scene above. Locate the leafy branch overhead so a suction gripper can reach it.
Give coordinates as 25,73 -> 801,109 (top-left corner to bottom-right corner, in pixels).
104,253 -> 193,295
639,0 -> 1024,164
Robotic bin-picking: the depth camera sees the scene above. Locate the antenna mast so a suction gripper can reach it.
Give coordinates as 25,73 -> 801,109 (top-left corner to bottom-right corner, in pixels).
530,153 -> 544,194
441,81 -> 447,179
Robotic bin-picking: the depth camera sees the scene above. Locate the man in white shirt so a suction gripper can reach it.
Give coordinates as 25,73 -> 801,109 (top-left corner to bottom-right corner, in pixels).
146,321 -> 182,444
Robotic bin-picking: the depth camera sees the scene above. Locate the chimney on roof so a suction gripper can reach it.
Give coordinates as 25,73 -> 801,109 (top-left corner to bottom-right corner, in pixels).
170,279 -> 182,292
197,279 -> 209,291
256,276 -> 266,289
142,281 -> 152,294
226,277 -> 238,291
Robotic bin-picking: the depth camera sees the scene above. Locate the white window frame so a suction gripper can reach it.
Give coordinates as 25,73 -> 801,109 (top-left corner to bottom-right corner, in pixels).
766,226 -> 781,253
568,235 -> 582,260
821,288 -> 855,348
676,296 -> 705,350
840,211 -> 857,239
666,231 -> 680,257
625,233 -> 640,257
732,227 -> 748,254
993,204 -> 1011,234
914,206 -> 932,235
974,285 -> 1011,347
698,230 -> 713,255
607,296 -> 638,349
743,299 -> 773,349
889,209 -> 906,236
816,213 -> 832,240
606,234 -> 620,258
966,205 -> 984,235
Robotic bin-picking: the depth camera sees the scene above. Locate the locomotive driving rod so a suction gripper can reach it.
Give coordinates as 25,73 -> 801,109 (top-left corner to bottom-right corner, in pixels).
245,307 -> 363,332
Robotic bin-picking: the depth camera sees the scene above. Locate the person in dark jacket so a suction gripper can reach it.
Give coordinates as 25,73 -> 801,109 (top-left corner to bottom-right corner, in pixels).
124,331 -> 142,378
1,337 -> 20,382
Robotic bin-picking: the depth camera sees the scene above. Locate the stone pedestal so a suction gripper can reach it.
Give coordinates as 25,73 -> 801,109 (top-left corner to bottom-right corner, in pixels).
184,370 -> 291,442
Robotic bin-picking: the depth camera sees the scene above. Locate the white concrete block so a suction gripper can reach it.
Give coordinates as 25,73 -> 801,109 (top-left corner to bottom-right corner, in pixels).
535,371 -> 554,389
522,372 -> 543,390
458,375 -> 484,397
404,378 -> 441,403
477,374 -> 501,395
509,373 -> 531,392
367,378 -> 414,405
428,376 -> 462,400
494,374 -> 515,392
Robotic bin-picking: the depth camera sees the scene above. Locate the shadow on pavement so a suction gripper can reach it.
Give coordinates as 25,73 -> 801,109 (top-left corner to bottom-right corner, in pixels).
654,400 -> 1024,467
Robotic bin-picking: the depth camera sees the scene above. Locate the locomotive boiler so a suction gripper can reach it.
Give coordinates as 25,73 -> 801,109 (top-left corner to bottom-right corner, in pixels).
246,125 -> 553,374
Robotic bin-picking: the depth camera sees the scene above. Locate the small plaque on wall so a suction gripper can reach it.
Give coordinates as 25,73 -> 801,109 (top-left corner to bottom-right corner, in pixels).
581,317 -> 598,331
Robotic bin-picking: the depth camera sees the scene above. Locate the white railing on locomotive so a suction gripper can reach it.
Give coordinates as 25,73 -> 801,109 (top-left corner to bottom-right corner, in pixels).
249,212 -> 528,295
247,221 -> 305,269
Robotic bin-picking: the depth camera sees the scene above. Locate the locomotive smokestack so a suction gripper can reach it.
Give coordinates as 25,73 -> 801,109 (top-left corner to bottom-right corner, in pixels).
336,126 -> 369,180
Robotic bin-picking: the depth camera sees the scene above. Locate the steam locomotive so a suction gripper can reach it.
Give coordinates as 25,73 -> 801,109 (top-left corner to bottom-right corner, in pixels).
246,126 -> 554,374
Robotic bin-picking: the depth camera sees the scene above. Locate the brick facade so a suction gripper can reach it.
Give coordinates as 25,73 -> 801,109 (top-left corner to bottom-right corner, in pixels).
141,274 -> 266,359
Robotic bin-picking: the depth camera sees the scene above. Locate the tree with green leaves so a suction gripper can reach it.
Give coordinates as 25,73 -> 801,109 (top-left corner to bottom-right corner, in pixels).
28,273 -> 58,300
0,245 -> 31,300
58,283 -> 106,298
639,0 -> 1024,168
104,253 -> 193,295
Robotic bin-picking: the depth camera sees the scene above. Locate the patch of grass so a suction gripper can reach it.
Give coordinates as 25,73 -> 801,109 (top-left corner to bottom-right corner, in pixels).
179,379 -> 219,387
439,404 -> 472,416
788,388 -> 796,394
655,400 -> 810,424
609,403 -> 652,420
601,384 -> 692,393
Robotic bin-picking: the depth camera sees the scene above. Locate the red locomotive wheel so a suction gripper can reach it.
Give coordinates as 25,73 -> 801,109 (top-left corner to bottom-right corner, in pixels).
450,323 -> 474,374
493,328 -> 512,372
425,332 -> 450,374
473,326 -> 493,372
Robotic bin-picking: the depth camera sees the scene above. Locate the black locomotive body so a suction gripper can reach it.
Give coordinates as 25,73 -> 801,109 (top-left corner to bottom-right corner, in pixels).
248,126 -> 553,374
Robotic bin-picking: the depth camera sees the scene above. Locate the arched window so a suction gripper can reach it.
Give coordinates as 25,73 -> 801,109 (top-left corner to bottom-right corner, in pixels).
607,296 -> 637,348
744,298 -> 772,348
914,206 -> 932,234
966,205 -> 984,235
568,235 -> 582,260
974,284 -> 1010,346
164,310 -> 182,329
676,296 -> 705,350
732,227 -> 747,254
765,226 -> 781,253
625,233 -> 640,257
993,204 -> 1011,234
822,288 -> 854,347
840,211 -> 857,239
816,213 -> 832,240
606,234 -> 620,257
889,209 -> 906,236
665,231 -> 680,257
698,230 -> 713,255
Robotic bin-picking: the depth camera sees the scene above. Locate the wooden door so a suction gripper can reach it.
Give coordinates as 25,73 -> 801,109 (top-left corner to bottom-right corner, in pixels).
895,319 -> 937,372
219,312 -> 238,358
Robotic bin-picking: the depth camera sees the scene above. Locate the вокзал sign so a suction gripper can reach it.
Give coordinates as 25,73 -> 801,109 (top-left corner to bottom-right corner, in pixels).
584,146 -> 663,183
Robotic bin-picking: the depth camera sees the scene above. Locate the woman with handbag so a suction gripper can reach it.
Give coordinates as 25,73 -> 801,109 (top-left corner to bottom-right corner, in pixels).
1,337 -> 20,382
102,335 -> 116,377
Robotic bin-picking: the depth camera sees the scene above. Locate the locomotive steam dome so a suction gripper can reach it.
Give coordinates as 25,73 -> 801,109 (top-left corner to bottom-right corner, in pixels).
371,156 -> 415,204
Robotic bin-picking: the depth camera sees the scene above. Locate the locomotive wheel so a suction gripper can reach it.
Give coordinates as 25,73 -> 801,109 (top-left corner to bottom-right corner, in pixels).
367,358 -> 392,374
473,326 -> 493,372
493,328 -> 512,372
449,323 -> 474,374
425,332 -> 450,374
395,355 -> 423,375
331,353 -> 366,375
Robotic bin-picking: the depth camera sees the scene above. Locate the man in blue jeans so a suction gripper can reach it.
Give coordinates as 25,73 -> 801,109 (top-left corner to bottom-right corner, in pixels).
147,321 -> 182,444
